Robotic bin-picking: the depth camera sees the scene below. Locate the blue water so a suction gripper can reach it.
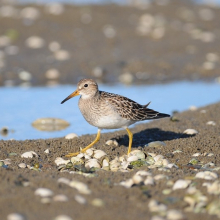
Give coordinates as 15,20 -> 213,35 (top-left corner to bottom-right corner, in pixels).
0,81 -> 220,140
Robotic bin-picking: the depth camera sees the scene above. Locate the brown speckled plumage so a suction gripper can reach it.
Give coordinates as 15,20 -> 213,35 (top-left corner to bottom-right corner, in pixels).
61,78 -> 170,156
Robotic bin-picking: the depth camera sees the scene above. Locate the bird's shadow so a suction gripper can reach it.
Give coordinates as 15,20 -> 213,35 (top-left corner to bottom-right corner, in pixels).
117,128 -> 192,148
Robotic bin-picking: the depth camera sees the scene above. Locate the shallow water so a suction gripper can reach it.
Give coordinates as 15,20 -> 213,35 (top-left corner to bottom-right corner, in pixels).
1,81 -> 220,140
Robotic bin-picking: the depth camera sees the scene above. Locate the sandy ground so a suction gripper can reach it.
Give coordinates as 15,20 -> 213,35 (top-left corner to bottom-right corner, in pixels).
0,102 -> 220,220
0,0 -> 220,86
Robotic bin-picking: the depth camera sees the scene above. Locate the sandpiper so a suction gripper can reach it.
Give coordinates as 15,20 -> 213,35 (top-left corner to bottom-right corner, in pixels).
61,79 -> 170,157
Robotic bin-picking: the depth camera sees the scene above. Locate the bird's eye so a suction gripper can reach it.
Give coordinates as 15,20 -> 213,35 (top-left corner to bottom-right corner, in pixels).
84,84 -> 88,87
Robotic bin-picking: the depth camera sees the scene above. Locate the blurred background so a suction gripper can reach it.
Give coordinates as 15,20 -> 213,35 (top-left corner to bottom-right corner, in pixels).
0,0 -> 220,140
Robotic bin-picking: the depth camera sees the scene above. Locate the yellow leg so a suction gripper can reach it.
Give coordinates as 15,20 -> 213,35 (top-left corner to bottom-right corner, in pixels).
65,129 -> 101,157
126,128 -> 133,155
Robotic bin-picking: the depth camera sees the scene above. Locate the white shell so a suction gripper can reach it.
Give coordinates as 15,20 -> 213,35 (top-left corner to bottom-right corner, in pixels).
147,141 -> 166,148
166,209 -> 185,220
44,149 -> 50,154
195,171 -> 218,180
183,129 -> 198,135
119,179 -> 134,188
129,150 -> 145,160
132,175 -> 143,184
192,153 -> 201,157
54,215 -> 73,220
55,157 -> 70,166
102,159 -> 109,167
53,194 -> 68,202
69,180 -> 91,194
7,213 -> 25,220
93,150 -> 107,159
162,159 -> 169,166
21,151 -> 38,158
154,174 -> 167,181
206,181 -> 220,195
18,163 -> 26,168
85,159 -> 101,169
148,200 -> 167,212
105,139 -> 118,146
154,155 -> 164,162
57,177 -> 70,185
144,176 -> 155,185
173,179 -> 191,190
206,121 -> 216,126
35,188 -> 54,197
136,170 -> 152,176
25,36 -> 45,49
75,195 -> 87,204
127,155 -> 139,162
85,148 -> 94,156
70,157 -> 83,164
65,133 -> 78,139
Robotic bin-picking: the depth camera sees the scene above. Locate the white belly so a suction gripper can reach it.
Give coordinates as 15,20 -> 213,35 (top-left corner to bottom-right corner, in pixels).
95,114 -> 135,129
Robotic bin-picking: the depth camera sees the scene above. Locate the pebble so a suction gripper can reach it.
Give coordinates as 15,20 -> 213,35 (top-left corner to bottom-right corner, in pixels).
7,213 -> 25,220
21,151 -> 38,158
203,61 -> 215,70
69,180 -> 91,194
49,41 -> 61,52
129,150 -> 145,160
189,105 -> 197,111
147,141 -> 166,148
20,7 -> 40,20
132,174 -> 144,185
183,129 -> 198,135
154,174 -> 167,181
154,155 -> 164,162
75,194 -> 87,204
136,170 -> 152,176
53,194 -> 68,202
206,181 -> 220,195
166,209 -> 185,220
53,215 -> 72,220
57,177 -> 70,185
195,171 -> 218,180
18,163 -> 26,168
173,179 -> 191,190
148,200 -> 167,212
25,36 -> 45,49
119,72 -> 134,85
93,150 -> 107,159
144,176 -> 155,185
151,216 -> 165,220
119,179 -> 134,188
92,66 -> 104,78
35,188 -> 54,197
18,71 -> 32,81
85,158 -> 101,169
105,139 -> 118,146
65,133 -> 78,139
103,25 -> 116,38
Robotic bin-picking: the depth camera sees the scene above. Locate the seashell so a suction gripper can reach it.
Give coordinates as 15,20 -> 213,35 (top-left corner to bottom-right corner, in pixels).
172,150 -> 182,154
110,162 -> 121,171
75,195 -> 86,204
119,179 -> 134,188
119,155 -> 128,162
65,133 -> 78,139
76,153 -> 85,158
7,213 -> 25,220
132,174 -> 144,185
195,171 -> 218,180
207,153 -> 214,157
189,158 -> 198,165
18,71 -> 32,81
25,36 -> 45,49
85,148 -> 94,157
57,177 -> 70,185
127,155 -> 139,162
48,41 -> 60,52
147,141 -> 166,148
55,157 -> 70,166
192,153 -> 201,157
69,180 -> 91,194
136,170 -> 152,176
85,159 -> 101,169
154,174 -> 168,181
173,179 -> 191,190
166,209 -> 185,220
146,156 -> 155,165
162,159 -> 169,166
70,157 -> 84,165
183,129 -> 198,135
35,188 -> 54,197
1,158 -> 11,165
54,50 -> 70,61
154,155 -> 164,162
91,198 -> 104,207
206,121 -> 216,126
105,139 -> 118,146
93,150 -> 107,159
129,150 -> 145,160
21,151 -> 38,158
54,215 -> 72,220
148,153 -> 156,157
44,149 -> 49,154
167,163 -> 178,169
154,159 -> 163,166
18,163 -> 26,168
148,200 -> 167,212
206,181 -> 220,195
102,158 -> 109,167
53,194 -> 68,202
144,176 -> 155,185
45,68 -> 60,80
120,161 -> 129,170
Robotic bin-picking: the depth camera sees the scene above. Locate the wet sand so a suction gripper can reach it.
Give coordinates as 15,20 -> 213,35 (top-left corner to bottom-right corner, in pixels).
0,102 -> 220,220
